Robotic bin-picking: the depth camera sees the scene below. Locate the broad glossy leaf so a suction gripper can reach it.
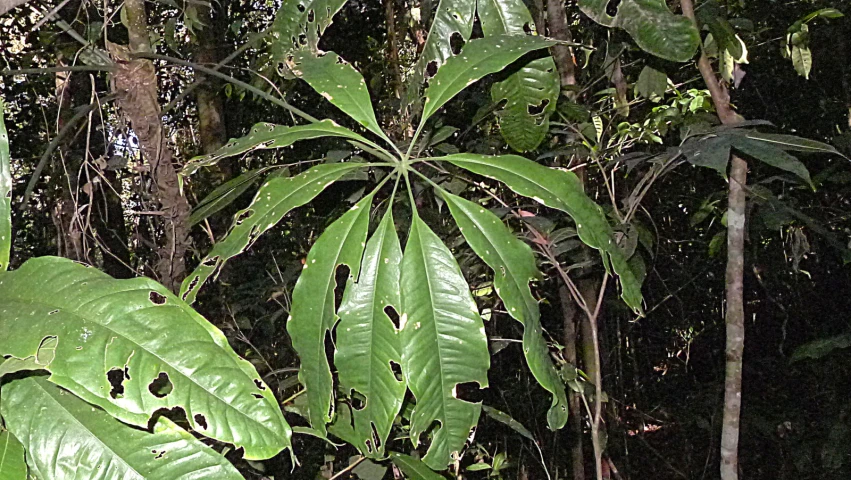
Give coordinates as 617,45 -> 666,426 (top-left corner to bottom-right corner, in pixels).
182,120 -> 370,176
1,376 -> 243,480
389,452 -> 446,480
268,0 -> 347,55
180,163 -> 363,304
189,167 -> 271,226
0,429 -> 26,480
741,132 -> 839,155
400,215 -> 490,469
730,136 -> 813,187
334,209 -> 405,456
0,102 -> 10,271
289,52 -> 393,146
443,153 -> 643,313
287,193 -> 374,434
686,135 -> 732,178
0,257 -> 291,460
441,192 -> 567,430
421,35 -> 557,125
578,0 -> 699,62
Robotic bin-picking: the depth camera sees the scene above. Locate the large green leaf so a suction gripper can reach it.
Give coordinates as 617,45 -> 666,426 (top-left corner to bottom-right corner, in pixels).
289,52 -> 393,146
189,167 -> 271,226
400,214 -> 490,470
578,0 -> 699,62
790,332 -> 851,363
0,429 -> 26,480
1,376 -> 243,480
730,136 -> 813,187
334,208 -> 406,456
685,135 -> 732,178
0,257 -> 291,460
740,132 -> 840,155
421,35 -> 557,126
180,163 -> 363,304
443,153 -> 643,313
268,0 -> 347,56
440,191 -> 567,430
477,0 -> 559,152
0,101 -> 10,271
287,193 -> 374,435
181,120 -> 371,177
389,452 -> 447,480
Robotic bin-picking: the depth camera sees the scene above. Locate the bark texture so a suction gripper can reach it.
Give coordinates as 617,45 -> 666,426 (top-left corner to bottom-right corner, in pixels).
545,0 -> 577,90
560,285 -> 586,480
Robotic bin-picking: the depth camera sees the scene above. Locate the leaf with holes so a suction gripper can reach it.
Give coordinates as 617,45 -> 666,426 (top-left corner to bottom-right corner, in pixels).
578,0 -> 699,62
400,214 -> 490,470
477,0 -> 559,152
287,193 -> 374,435
1,376 -> 244,479
421,35 -> 557,126
389,452 -> 447,480
289,52 -> 393,146
440,191 -> 567,430
334,209 -> 406,456
189,167 -> 272,226
0,429 -> 26,480
0,257 -> 290,460
180,163 -> 363,304
182,120 -> 371,177
268,0 -> 348,56
0,102 -> 10,271
443,153 -> 643,313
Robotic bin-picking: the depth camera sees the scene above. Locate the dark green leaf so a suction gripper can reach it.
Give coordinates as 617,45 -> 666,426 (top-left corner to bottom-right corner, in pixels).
578,0 -> 700,62
287,193 -> 374,434
742,132 -> 839,155
708,231 -> 725,257
635,66 -> 668,100
189,168 -> 271,226
1,376 -> 244,480
481,405 -> 535,442
400,215 -> 490,469
0,429 -> 26,480
686,135 -> 732,178
0,101 -> 10,271
389,452 -> 447,480
791,332 -> 851,363
730,136 -> 813,187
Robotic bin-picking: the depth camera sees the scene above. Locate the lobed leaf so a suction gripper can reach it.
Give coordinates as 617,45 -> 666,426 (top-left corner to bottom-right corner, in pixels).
180,163 -> 363,304
1,376 -> 244,480
0,101 -> 10,271
286,193 -> 374,434
334,209 -> 406,456
400,215 -> 490,470
0,429 -> 26,480
0,257 -> 291,460
440,191 -> 567,430
443,153 -> 643,313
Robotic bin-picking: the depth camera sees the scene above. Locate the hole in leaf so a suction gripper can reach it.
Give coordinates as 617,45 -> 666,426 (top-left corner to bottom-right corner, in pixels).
351,390 -> 367,411
201,255 -> 220,267
454,382 -> 485,403
370,422 -> 382,449
107,367 -> 128,399
252,393 -> 263,399
307,9 -> 315,22
450,32 -> 465,55
236,209 -> 254,225
528,99 -> 550,115
522,23 -> 532,34
48,309 -> 59,315
426,61 -> 438,78
365,439 -> 374,453
297,33 -> 307,45
389,361 -> 403,382
254,379 -> 266,391
152,449 -> 165,459
149,291 -> 166,305
384,306 -> 400,329
148,372 -> 173,398
334,265 -> 351,312
605,0 -> 622,16
182,277 -> 199,300
194,413 -> 208,430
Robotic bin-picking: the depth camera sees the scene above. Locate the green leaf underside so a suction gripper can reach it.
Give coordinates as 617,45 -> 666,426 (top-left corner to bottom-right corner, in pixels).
180,163 -> 363,304
1,376 -> 243,480
334,209 -> 406,456
441,192 -> 567,430
189,168 -> 270,226
0,103 -> 11,271
0,429 -> 26,480
389,452 -> 447,480
268,0 -> 347,56
290,52 -> 392,145
287,193 -> 375,435
182,120 -> 370,177
686,136 -> 731,178
731,137 -> 813,187
0,257 -> 291,460
478,0 -> 559,152
400,215 -> 490,470
444,154 -> 643,313
421,35 -> 558,125
578,0 -> 699,62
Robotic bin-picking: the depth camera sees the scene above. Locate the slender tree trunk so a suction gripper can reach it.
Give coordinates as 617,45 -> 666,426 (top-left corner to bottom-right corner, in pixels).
680,1 -> 746,478
195,2 -> 228,157
560,285 -> 586,480
384,0 -> 402,100
545,0 -> 577,90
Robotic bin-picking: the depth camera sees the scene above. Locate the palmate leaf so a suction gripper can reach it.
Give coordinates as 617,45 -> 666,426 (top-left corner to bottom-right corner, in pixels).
287,193 -> 374,435
578,0 -> 699,62
334,208 -> 406,456
440,191 -> 568,430
181,120 -> 371,177
0,257 -> 290,460
443,153 -> 643,313
1,376 -> 243,480
400,214 -> 490,470
268,0 -> 347,56
189,167 -> 271,226
0,429 -> 26,480
477,0 -> 559,152
421,35 -> 557,125
180,163 -> 363,304
0,101 -> 10,271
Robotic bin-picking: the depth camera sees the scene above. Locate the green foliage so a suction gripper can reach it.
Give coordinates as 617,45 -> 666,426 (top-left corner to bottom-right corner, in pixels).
791,332 -> 851,363
635,66 -> 669,101
389,452 -> 447,480
784,7 -> 843,79
1,376 -> 243,480
189,167 -> 271,226
0,101 -> 10,271
0,429 -> 26,480
268,0 -> 348,57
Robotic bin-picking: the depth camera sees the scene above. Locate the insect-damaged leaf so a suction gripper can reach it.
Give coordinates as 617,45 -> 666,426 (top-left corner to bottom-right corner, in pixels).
334,209 -> 406,456
1,376 -> 243,480
440,191 -> 568,430
189,168 -> 271,226
400,214 -> 490,470
180,163 -> 363,304
287,193 -> 374,435
268,0 -> 347,56
0,257 -> 290,460
443,153 -> 643,313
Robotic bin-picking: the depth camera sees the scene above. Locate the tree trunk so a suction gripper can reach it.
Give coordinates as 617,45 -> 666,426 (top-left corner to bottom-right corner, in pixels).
384,0 -> 402,100
560,285 -> 586,480
195,2 -> 228,157
545,0 -> 577,90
